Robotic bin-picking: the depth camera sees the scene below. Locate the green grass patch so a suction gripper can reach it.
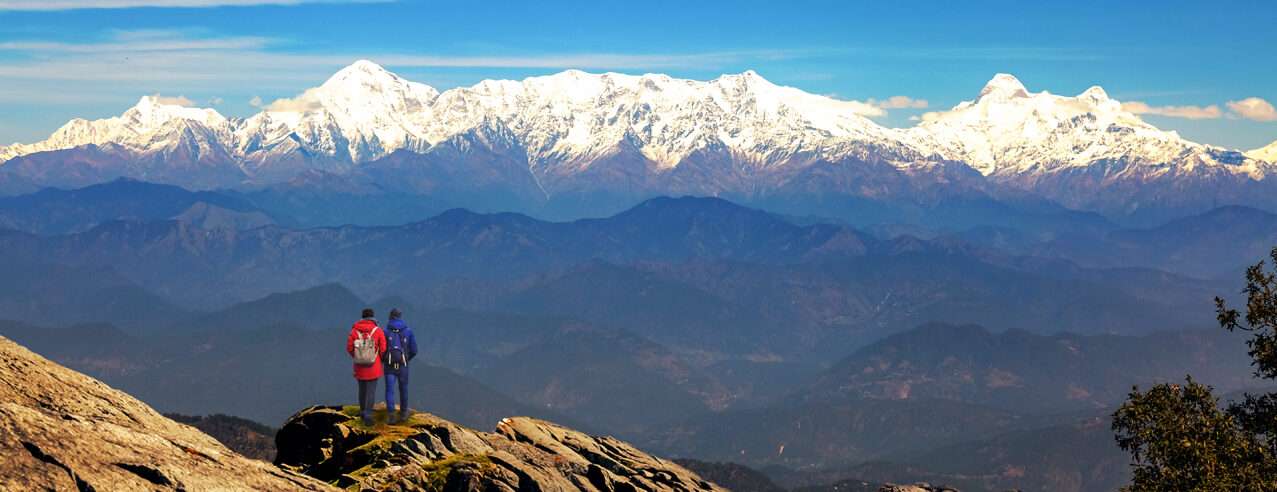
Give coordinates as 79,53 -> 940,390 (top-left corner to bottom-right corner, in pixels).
421,454 -> 494,490
340,404 -> 428,428
329,405 -> 497,491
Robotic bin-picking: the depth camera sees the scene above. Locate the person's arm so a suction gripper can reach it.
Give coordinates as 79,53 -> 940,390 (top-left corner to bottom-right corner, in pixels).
407,327 -> 418,361
377,329 -> 388,355
345,328 -> 356,356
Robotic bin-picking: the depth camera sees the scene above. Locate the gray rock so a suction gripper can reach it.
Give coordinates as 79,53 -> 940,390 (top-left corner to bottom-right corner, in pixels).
0,335 -> 332,491
277,406 -> 726,491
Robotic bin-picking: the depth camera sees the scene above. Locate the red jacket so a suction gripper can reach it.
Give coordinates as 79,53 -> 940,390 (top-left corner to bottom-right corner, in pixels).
346,319 -> 387,381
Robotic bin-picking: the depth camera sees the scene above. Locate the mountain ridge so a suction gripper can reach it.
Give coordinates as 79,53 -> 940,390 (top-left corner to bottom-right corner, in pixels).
3,61 -> 1274,222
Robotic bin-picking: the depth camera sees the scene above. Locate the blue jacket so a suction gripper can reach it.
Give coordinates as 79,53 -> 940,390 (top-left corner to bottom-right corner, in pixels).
384,318 -> 418,368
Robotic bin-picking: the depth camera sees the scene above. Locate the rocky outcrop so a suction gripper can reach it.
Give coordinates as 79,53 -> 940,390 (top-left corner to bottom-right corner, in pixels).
0,335 -> 332,491
276,405 -> 726,491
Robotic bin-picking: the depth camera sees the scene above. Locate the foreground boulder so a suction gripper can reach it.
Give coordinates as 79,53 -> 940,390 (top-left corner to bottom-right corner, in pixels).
277,405 -> 726,491
0,335 -> 332,491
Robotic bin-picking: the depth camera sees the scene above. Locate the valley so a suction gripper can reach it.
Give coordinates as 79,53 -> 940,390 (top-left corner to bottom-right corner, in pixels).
0,183 -> 1269,491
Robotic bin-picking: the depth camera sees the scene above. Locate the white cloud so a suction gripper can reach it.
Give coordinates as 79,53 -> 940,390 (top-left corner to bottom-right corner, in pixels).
1226,97 -> 1277,122
370,51 -> 806,70
869,96 -> 929,109
151,94 -> 195,106
822,94 -> 885,117
249,96 -> 264,107
1121,101 -> 1223,120
0,29 -> 815,87
845,102 -> 886,118
1120,96 -> 1277,122
261,89 -> 325,112
0,36 -> 271,53
0,0 -> 386,10
208,96 -> 224,105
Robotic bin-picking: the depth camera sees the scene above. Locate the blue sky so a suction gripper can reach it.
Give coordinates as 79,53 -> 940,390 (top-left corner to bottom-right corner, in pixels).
1,0 -> 1275,149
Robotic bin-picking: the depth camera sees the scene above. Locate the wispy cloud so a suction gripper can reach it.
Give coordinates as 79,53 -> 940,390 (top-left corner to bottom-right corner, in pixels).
0,0 -> 385,10
375,52 -> 801,70
1120,97 -> 1277,121
0,36 -> 272,53
1121,101 -> 1223,120
1226,97 -> 1277,122
260,90 -> 325,112
890,46 -> 1104,62
869,95 -> 928,109
150,94 -> 195,106
0,30 -> 817,86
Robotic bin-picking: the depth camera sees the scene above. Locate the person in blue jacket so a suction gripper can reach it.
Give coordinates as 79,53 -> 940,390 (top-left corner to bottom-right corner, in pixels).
382,308 -> 418,424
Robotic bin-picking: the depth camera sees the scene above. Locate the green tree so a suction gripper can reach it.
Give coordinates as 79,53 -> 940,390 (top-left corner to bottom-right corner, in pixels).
1113,247 -> 1277,491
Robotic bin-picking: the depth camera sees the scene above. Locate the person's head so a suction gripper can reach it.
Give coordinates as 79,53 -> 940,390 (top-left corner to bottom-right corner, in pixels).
361,308 -> 375,319
389,308 -> 402,320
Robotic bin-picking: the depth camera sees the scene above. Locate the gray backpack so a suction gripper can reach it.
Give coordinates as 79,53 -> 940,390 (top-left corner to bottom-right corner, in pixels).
351,326 -> 379,366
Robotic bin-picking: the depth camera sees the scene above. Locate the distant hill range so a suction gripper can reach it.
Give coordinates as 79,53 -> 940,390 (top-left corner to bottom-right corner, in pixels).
0,180 -> 1271,491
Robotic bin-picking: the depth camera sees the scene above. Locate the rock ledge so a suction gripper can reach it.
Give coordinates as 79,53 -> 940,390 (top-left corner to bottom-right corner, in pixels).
276,405 -> 726,492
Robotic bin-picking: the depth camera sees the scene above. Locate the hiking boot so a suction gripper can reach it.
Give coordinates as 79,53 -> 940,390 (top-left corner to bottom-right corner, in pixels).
399,410 -> 412,422
387,413 -> 399,425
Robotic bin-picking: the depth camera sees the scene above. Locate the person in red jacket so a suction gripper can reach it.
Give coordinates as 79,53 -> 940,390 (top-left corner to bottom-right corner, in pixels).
346,308 -> 387,425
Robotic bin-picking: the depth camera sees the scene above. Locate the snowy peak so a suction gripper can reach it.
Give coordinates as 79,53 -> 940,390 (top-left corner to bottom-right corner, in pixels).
977,73 -> 1030,101
909,72 -> 1208,175
317,59 -> 438,100
1,64 -> 1271,191
126,95 -> 228,129
1250,140 -> 1277,162
713,69 -> 776,91
323,59 -> 396,84
0,94 -> 230,161
1079,85 -> 1110,103
241,60 -> 441,162
420,67 -> 896,168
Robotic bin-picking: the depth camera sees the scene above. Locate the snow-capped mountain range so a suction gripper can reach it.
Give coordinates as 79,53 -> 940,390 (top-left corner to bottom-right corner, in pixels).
2,60 -> 1274,221
1250,140 -> 1277,163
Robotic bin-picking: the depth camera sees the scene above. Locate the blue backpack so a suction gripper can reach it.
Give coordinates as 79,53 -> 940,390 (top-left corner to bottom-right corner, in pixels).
385,327 -> 408,370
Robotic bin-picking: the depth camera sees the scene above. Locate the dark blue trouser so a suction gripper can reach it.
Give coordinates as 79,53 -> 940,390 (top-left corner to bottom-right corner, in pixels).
357,379 -> 377,422
384,366 -> 409,414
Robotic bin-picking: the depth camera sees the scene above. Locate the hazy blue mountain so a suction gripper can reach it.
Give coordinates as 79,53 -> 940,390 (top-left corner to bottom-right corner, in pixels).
0,178 -> 272,234
0,260 -> 190,329
844,415 -> 1128,492
187,282 -> 367,332
480,326 -> 726,437
653,396 -> 1033,468
802,323 -> 1255,414
953,205 -> 1277,279
654,322 -> 1262,470
0,196 -> 1227,356
227,170 -> 457,228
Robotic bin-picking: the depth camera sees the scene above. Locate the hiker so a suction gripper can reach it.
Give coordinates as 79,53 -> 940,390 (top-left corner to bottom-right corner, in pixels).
383,308 -> 419,424
346,308 -> 386,425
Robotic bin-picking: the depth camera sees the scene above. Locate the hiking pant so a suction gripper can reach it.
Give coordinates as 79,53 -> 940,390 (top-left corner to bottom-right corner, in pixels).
385,367 -> 409,414
357,379 -> 378,421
